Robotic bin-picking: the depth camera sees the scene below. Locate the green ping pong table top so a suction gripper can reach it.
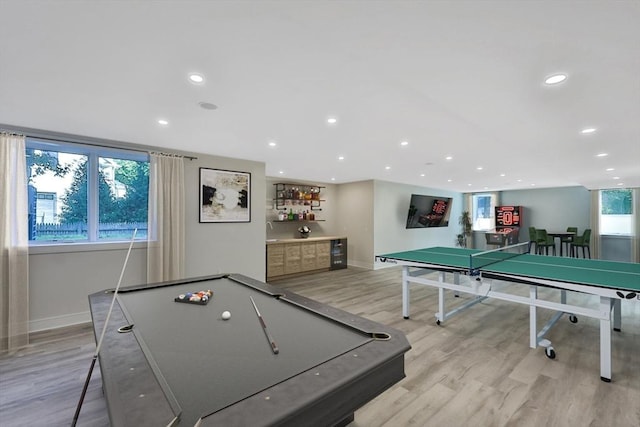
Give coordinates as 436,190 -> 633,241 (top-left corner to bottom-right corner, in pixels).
379,246 -> 640,293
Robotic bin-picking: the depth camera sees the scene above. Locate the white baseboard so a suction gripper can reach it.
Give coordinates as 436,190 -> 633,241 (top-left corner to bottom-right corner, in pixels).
29,311 -> 91,333
348,260 -> 374,269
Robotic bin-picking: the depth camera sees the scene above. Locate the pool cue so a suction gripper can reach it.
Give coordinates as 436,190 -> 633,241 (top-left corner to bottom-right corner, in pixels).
71,229 -> 137,427
249,296 -> 279,354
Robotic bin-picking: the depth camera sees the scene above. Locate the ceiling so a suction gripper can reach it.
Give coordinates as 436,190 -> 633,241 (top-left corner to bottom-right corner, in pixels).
1,0 -> 639,192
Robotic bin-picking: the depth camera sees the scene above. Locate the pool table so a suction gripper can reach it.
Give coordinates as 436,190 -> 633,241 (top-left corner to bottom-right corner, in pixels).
89,274 -> 410,426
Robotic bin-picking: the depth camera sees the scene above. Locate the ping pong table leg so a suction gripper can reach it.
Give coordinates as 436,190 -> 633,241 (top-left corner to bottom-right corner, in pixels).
613,299 -> 622,332
600,296 -> 613,382
402,266 -> 410,319
529,286 -> 538,349
437,272 -> 445,325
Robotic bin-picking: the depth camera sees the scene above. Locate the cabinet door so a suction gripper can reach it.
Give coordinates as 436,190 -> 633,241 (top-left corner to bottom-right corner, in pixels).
301,242 -> 317,271
316,241 -> 331,269
284,243 -> 302,274
266,245 -> 285,278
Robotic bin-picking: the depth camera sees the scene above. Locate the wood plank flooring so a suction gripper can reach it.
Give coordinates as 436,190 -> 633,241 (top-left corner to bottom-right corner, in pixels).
1,266 -> 638,426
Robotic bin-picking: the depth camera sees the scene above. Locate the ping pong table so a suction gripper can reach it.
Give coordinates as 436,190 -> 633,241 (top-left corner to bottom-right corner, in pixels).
377,244 -> 640,382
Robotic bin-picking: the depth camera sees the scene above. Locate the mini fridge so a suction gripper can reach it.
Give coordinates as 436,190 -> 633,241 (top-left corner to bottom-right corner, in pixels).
330,238 -> 347,270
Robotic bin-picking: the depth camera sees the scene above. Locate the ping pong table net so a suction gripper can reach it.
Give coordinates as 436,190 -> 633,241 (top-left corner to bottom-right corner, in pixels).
469,242 -> 529,274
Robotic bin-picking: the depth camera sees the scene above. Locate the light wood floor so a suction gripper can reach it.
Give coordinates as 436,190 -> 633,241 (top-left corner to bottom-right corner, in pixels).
1,266 -> 638,426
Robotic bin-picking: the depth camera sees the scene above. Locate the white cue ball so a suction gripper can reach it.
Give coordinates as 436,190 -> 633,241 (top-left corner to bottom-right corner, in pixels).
222,311 -> 231,320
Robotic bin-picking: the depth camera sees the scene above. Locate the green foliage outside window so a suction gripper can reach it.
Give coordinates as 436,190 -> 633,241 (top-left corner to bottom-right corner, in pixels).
601,189 -> 632,215
114,160 -> 149,223
59,158 -> 149,224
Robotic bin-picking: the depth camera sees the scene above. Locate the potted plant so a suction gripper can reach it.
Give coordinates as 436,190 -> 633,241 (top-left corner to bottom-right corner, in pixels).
456,211 -> 472,247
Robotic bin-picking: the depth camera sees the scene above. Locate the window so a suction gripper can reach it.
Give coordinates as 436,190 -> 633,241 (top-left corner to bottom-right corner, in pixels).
472,193 -> 496,231
26,138 -> 149,243
600,189 -> 633,235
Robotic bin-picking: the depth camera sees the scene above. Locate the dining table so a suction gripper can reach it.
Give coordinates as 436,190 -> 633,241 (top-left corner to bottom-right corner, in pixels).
546,231 -> 576,256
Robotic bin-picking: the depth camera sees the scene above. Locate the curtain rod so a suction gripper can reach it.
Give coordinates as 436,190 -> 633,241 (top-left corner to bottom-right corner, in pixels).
1,127 -> 197,161
32,134 -> 199,161
1,130 -> 25,137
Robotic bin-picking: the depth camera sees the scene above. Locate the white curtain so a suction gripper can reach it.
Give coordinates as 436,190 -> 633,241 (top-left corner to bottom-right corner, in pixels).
147,153 -> 185,283
589,190 -> 601,259
0,133 -> 29,351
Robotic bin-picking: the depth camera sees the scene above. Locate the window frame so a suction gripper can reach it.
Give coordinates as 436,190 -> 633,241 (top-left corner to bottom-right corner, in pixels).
471,193 -> 496,232
26,137 -> 149,246
599,188 -> 634,236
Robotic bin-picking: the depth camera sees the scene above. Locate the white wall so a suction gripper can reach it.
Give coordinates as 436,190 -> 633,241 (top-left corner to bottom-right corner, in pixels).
373,181 -> 463,266
500,186 -> 591,240
28,244 -> 148,331
28,151 -> 266,332
185,156 -> 266,278
334,181 -> 375,269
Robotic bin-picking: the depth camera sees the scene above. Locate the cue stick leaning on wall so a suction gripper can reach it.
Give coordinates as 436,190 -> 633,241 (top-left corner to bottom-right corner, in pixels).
71,229 -> 137,427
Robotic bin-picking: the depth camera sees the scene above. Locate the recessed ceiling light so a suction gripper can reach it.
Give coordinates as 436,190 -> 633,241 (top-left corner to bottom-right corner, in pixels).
157,119 -> 169,126
484,187 -> 489,190
612,176 -> 620,180
447,179 -> 452,182
420,173 -> 425,177
517,179 -> 522,182
531,183 -> 536,186
278,170 -> 284,174
596,153 -> 608,157
331,177 -> 336,181
606,168 -> 615,172
445,156 -> 453,160
500,173 -> 506,177
617,182 -> 624,186
385,166 -> 391,170
467,184 -> 472,187
476,166 -> 483,171
338,156 -> 345,161
544,73 -> 567,85
400,141 -> 409,146
268,140 -> 277,147
327,117 -> 338,125
199,102 -> 217,110
581,127 -> 596,134
189,73 -> 204,84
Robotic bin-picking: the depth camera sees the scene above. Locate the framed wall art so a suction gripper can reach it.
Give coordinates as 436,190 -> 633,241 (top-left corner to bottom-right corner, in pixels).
199,167 -> 251,223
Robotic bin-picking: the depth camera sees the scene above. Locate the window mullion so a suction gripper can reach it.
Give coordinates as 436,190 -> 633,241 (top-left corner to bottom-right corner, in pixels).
87,153 -> 98,241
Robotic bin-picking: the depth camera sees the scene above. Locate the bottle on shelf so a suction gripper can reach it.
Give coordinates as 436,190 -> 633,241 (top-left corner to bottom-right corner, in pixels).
288,209 -> 294,221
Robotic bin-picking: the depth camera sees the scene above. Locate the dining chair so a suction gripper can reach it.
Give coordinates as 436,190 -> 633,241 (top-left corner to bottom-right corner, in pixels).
535,229 -> 556,255
570,229 -> 591,258
561,227 -> 578,256
528,226 -> 537,253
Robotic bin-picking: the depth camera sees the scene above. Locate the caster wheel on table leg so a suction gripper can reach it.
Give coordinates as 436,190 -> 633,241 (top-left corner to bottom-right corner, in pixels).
569,315 -> 578,323
545,346 -> 556,359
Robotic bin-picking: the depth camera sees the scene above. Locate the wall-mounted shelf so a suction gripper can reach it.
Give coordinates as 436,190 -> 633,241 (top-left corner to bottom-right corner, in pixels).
274,183 -> 324,211
272,220 -> 326,223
